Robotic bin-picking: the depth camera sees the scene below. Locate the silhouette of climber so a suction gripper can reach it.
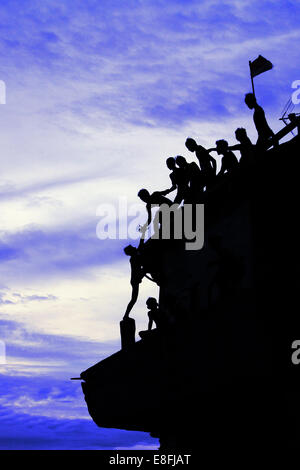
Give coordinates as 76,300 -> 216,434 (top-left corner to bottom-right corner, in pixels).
163,157 -> 190,205
139,297 -> 166,339
215,140 -> 239,176
234,128 -> 253,150
244,93 -> 275,147
185,138 -> 216,187
138,188 -> 173,235
146,297 -> 164,330
123,237 -> 146,320
175,155 -> 204,202
230,128 -> 254,167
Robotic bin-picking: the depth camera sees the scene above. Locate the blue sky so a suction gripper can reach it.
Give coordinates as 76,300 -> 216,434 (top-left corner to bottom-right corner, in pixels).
0,0 -> 299,450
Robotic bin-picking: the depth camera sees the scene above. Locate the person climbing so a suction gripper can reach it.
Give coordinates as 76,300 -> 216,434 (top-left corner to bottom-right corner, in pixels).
244,93 -> 275,148
214,139 -> 239,177
175,155 -> 204,202
123,235 -> 146,320
162,157 -> 190,205
230,128 -> 254,168
185,138 -> 216,190
138,188 -> 174,236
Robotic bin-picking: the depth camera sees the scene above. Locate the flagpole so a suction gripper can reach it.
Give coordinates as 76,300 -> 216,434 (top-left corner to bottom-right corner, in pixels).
249,60 -> 256,98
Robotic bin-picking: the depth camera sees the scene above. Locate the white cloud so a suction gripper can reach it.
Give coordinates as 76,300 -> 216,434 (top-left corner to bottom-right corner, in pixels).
0,0 -> 299,449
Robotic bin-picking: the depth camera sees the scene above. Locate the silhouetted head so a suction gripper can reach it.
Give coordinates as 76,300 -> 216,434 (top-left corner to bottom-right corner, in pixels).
124,245 -> 136,256
146,297 -> 158,309
138,188 -> 150,203
245,93 -> 256,109
235,127 -> 248,143
166,157 -> 176,170
175,155 -> 187,168
215,139 -> 228,155
185,138 -> 197,152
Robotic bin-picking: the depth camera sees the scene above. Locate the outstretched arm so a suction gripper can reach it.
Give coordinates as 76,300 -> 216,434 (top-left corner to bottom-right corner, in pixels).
228,144 -> 242,151
140,203 -> 152,233
159,185 -> 176,196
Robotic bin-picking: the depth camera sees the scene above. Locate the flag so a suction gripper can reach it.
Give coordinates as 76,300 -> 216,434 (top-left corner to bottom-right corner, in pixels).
249,55 -> 273,78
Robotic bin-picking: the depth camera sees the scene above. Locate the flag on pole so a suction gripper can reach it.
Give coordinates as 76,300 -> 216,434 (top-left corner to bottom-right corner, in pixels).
249,55 -> 273,78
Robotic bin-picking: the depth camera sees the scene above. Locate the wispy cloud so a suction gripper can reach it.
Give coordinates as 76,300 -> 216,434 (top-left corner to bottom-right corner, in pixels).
0,406 -> 157,450
0,0 -> 299,450
0,318 -> 158,449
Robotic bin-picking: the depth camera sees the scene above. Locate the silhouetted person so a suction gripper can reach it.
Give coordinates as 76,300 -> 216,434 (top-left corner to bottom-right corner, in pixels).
229,128 -> 254,166
175,155 -> 204,202
185,138 -> 216,187
138,188 -> 173,235
139,297 -> 166,339
163,157 -> 190,205
146,297 -> 164,330
123,238 -> 145,320
244,93 -> 275,147
234,128 -> 253,151
215,140 -> 239,176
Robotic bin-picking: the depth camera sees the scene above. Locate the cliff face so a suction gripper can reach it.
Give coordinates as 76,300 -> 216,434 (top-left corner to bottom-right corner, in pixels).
81,135 -> 300,450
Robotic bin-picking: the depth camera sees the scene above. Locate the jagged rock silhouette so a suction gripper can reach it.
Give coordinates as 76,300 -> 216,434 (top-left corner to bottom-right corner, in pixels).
79,115 -> 300,452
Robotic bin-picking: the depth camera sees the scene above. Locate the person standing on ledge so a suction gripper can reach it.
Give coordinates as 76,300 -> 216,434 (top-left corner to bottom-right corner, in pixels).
123,235 -> 146,320
244,93 -> 275,148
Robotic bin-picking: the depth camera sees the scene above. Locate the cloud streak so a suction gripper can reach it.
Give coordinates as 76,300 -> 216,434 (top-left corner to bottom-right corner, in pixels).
0,0 -> 299,450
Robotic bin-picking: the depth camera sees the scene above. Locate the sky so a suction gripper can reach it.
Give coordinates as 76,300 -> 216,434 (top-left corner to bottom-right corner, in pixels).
0,0 -> 299,450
